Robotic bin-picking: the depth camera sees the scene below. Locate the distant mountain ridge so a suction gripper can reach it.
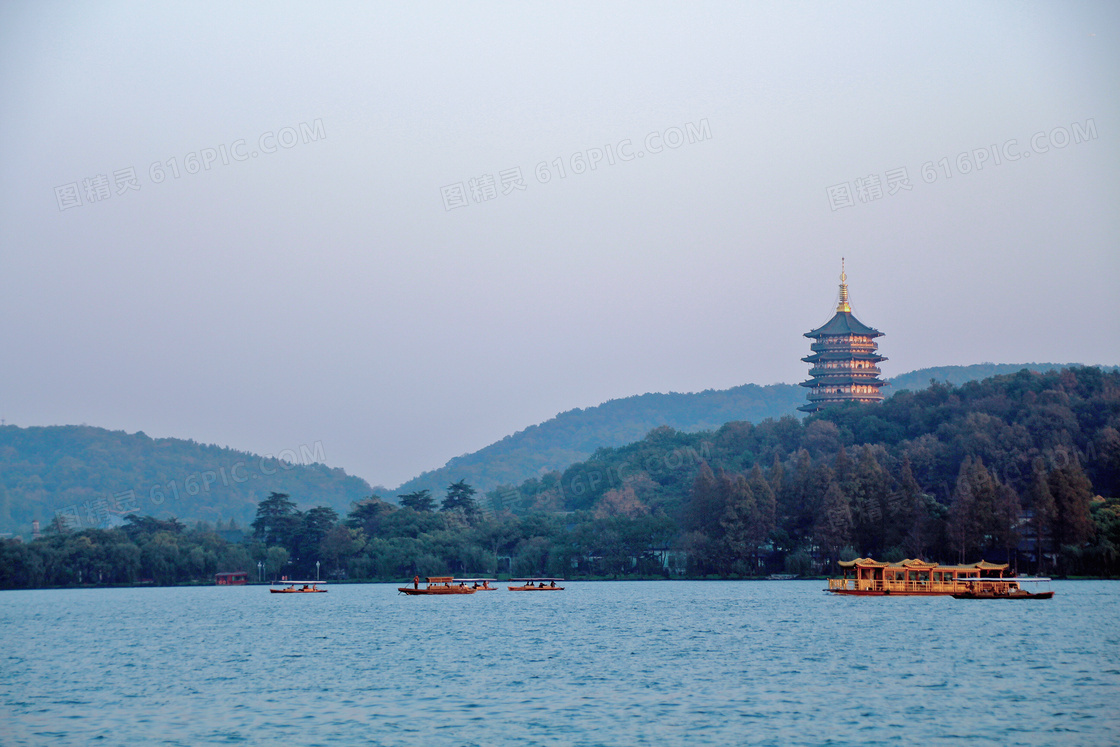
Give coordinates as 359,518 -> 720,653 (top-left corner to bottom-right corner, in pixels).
391,363 -> 1102,497
887,363 -> 1116,392
390,383 -> 806,498
0,425 -> 373,537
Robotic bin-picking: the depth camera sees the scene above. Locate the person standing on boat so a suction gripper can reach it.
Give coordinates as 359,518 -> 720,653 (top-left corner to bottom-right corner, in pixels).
413,575 -> 419,590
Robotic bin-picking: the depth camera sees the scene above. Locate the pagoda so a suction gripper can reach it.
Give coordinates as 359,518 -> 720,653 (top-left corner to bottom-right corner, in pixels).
799,261 -> 887,413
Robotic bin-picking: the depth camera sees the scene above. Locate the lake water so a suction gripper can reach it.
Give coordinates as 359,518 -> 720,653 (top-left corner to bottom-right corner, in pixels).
1,581 -> 1117,746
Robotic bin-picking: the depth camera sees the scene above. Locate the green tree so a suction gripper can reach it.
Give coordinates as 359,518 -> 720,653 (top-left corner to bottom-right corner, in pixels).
441,480 -> 479,516
718,472 -> 758,575
347,496 -> 396,536
947,457 -> 985,562
768,453 -> 784,497
1088,499 -> 1120,576
685,462 -> 722,536
110,541 -> 141,583
813,480 -> 852,566
784,550 -> 813,576
1027,461 -> 1056,572
846,446 -> 892,555
593,486 -> 649,519
320,524 -> 362,575
217,544 -> 252,577
251,492 -> 302,548
398,489 -> 435,512
990,481 -> 1022,564
293,506 -> 339,569
1049,455 -> 1095,554
777,449 -> 819,545
747,464 -> 777,548
946,456 -> 1019,562
188,546 -> 216,578
122,515 -> 183,541
265,546 -> 290,580
1091,426 -> 1120,498
833,445 -> 852,483
893,455 -> 927,557
141,532 -> 183,585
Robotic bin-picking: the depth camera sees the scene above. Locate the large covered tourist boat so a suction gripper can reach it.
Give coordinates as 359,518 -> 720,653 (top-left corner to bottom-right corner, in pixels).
826,558 -> 1019,596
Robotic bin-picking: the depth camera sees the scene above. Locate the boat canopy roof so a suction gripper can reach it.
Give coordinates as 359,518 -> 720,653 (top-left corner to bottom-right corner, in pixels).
511,577 -> 565,582
452,578 -> 498,582
837,558 -> 923,568
425,576 -> 454,582
837,558 -> 1009,571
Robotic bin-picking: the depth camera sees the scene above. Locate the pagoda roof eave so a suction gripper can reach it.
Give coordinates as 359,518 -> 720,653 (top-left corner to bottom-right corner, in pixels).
802,376 -> 888,386
802,354 -> 886,363
804,350 -> 886,359
805,311 -> 882,338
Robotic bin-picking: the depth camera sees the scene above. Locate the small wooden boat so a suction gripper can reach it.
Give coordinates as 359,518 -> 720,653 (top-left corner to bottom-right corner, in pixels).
508,577 -> 564,591
398,576 -> 476,595
951,577 -> 1054,600
270,581 -> 327,593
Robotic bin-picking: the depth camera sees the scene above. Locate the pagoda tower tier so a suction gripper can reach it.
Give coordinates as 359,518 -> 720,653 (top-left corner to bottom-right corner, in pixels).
799,261 -> 887,413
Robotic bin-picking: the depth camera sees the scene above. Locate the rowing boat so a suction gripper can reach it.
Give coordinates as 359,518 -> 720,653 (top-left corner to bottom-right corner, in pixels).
270,581 -> 327,593
398,576 -> 476,595
951,577 -> 1054,600
508,577 -> 564,591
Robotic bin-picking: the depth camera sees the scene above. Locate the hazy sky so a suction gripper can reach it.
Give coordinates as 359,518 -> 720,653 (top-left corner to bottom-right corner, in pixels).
1,1 -> 1117,489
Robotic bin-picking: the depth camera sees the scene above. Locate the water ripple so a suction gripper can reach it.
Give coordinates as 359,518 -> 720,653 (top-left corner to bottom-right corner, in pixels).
1,581 -> 1118,745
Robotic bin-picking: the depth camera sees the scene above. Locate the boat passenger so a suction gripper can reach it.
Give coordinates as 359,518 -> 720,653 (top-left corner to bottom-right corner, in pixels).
413,575 -> 419,589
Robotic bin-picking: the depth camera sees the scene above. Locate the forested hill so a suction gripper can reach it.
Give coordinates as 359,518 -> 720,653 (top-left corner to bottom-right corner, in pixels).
481,365 -> 1119,575
2,363 -> 1102,538
392,363 -> 1086,498
888,362 -> 1113,392
0,426 -> 372,537
391,383 -> 806,498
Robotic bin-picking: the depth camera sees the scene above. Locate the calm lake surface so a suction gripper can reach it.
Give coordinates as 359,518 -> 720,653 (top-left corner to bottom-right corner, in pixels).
2,581 -> 1118,746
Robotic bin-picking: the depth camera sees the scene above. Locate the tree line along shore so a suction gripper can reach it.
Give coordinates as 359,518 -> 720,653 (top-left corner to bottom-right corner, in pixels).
1,367 -> 1118,588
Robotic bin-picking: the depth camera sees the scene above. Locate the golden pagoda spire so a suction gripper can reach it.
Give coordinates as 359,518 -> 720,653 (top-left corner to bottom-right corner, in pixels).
836,257 -> 851,313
